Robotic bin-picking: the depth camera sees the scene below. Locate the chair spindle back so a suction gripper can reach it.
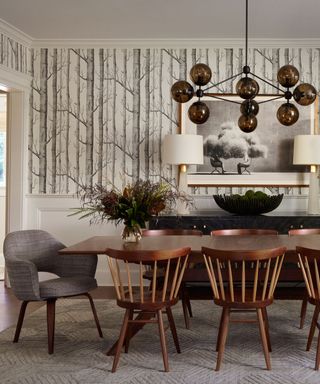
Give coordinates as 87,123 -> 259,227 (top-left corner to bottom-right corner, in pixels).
142,229 -> 203,237
296,247 -> 320,301
106,247 -> 191,304
211,229 -> 278,236
202,247 -> 286,304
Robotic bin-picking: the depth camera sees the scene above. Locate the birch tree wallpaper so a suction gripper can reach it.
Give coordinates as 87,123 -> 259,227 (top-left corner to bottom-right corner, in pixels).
28,47 -> 320,195
0,33 -> 29,75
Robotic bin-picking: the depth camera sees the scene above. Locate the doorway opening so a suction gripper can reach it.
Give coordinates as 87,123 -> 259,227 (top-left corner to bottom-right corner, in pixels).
0,92 -> 7,281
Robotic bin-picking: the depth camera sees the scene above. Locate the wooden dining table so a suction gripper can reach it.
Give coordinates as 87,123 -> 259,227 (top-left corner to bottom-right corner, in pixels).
60,234 -> 320,355
59,233 -> 320,258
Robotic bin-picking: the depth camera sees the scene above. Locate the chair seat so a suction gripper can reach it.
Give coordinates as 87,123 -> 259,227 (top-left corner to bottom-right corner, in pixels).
214,290 -> 273,309
39,276 -> 97,299
117,291 -> 179,310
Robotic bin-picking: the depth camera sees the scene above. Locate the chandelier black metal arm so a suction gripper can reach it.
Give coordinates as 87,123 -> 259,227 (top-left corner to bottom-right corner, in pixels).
202,72 -> 243,93
170,0 -> 317,132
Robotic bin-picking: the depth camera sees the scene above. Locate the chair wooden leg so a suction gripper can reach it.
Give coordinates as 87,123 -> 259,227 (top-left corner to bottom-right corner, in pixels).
257,308 -> 271,370
315,329 -> 320,371
181,283 -> 191,329
300,296 -> 308,329
181,298 -> 190,330
216,308 -> 224,352
262,307 -> 272,353
13,301 -> 29,343
47,299 -> 57,355
166,306 -> 181,353
84,293 -> 103,338
216,307 -> 230,371
157,309 -> 169,372
112,309 -> 130,373
185,292 -> 193,318
125,309 -> 133,353
307,305 -> 320,351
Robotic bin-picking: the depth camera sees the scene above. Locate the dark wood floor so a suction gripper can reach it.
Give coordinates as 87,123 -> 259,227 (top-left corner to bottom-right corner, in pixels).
0,283 -> 115,333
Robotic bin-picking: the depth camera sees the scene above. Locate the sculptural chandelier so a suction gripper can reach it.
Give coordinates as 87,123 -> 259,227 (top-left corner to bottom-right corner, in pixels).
171,0 -> 317,132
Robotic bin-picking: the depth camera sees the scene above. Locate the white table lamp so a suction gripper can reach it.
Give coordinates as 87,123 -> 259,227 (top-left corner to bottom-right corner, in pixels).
163,134 -> 203,214
293,135 -> 320,215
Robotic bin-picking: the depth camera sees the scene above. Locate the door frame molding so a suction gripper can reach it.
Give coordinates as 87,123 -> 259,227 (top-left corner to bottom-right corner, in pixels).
0,64 -> 30,233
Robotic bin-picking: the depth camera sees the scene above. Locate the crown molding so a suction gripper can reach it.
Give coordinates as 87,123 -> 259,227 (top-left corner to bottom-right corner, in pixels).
0,18 -> 32,47
31,38 -> 320,49
1,17 -> 320,49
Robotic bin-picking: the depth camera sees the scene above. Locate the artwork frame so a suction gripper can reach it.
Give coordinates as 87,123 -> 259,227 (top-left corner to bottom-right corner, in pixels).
180,94 -> 318,187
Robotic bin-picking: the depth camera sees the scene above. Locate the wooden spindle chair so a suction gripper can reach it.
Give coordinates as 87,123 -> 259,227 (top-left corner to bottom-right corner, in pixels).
289,228 -> 320,329
296,246 -> 320,370
202,246 -> 286,371
106,246 -> 191,372
211,229 -> 279,236
142,229 -> 203,329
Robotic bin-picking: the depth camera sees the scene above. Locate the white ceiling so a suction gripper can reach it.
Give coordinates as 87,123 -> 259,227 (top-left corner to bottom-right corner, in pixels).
0,0 -> 319,40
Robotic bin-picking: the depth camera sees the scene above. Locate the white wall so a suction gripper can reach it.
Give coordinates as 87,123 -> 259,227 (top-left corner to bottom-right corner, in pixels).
24,195 -> 123,285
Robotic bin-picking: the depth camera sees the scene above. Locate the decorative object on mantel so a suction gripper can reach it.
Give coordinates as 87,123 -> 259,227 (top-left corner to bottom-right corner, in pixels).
171,0 -> 317,132
163,134 -> 203,214
293,135 -> 320,215
213,190 -> 284,215
71,180 -> 188,242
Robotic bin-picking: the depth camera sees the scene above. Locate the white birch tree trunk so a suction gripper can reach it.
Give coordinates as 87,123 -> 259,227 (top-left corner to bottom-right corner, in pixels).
39,48 -> 48,193
65,49 -> 70,193
132,49 -> 141,181
272,49 -> 280,94
98,48 -> 104,185
86,49 -> 94,187
28,48 -> 34,193
75,49 -> 81,190
226,49 -> 233,91
58,49 -> 63,193
145,48 -> 150,179
122,49 -> 127,188
158,49 -> 163,176
112,49 -> 117,186
51,48 -> 58,193
179,49 -> 187,79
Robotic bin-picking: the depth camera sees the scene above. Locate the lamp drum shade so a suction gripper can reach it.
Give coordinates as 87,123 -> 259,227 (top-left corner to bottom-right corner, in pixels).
163,134 -> 204,165
293,135 -> 320,165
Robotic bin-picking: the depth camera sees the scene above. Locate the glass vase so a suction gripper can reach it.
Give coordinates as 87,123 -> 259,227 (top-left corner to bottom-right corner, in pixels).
121,224 -> 142,243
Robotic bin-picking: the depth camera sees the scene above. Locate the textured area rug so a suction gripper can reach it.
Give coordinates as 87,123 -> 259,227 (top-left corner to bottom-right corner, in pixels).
0,299 -> 319,384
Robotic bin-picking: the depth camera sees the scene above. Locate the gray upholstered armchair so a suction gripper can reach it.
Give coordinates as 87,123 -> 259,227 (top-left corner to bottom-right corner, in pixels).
3,230 -> 103,354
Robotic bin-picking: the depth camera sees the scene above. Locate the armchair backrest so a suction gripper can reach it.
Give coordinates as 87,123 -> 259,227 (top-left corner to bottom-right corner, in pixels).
3,230 -> 65,273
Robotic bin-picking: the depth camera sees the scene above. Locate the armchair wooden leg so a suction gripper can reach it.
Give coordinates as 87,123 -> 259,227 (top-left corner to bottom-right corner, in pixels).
157,309 -> 169,372
307,305 -> 320,351
13,301 -> 29,343
47,299 -> 57,355
300,296 -> 308,329
84,293 -> 103,338
166,306 -> 181,353
262,307 -> 272,353
257,308 -> 271,370
216,307 -> 230,371
112,309 -> 130,373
